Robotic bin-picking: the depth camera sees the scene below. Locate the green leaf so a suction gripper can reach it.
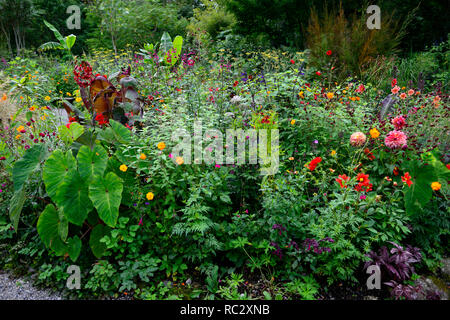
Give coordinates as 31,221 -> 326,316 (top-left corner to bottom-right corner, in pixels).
42,150 -> 76,202
110,119 -> 131,144
37,204 -> 67,256
404,160 -> 436,214
58,122 -> 84,145
77,145 -> 108,181
56,170 -> 92,226
9,188 -> 26,231
65,34 -> 76,51
58,207 -> 69,242
97,120 -> 131,145
67,236 -> 82,262
89,172 -> 123,227
43,20 -> 65,46
89,224 -> 109,258
160,32 -> 172,54
12,144 -> 48,192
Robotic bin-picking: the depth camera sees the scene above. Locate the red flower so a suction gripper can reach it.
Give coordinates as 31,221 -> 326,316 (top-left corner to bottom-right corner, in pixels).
326,50 -> 332,56
95,113 -> 109,126
0,156 -> 6,161
401,172 -> 413,187
364,148 -> 375,160
355,173 -> 372,192
316,71 -> 322,76
393,166 -> 399,176
446,164 -> 450,170
290,59 -> 295,64
66,123 -> 71,129
233,80 -> 239,87
391,78 -> 397,87
335,174 -> 350,188
73,61 -> 94,88
308,157 -> 322,171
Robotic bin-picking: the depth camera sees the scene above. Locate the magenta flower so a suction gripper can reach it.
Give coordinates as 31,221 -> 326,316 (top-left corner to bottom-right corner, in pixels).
391,115 -> 406,130
385,130 -> 408,149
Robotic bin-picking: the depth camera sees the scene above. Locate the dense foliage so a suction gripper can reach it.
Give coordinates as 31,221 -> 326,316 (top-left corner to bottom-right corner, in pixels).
0,0 -> 448,301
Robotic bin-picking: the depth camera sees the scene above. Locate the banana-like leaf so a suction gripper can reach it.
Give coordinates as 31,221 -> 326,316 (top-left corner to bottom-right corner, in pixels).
65,34 -> 77,51
38,41 -> 63,51
43,20 -> 65,45
160,32 -> 173,55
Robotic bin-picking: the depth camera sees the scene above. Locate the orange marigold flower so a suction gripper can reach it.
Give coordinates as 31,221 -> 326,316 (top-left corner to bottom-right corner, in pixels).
431,182 -> 441,191
157,142 -> 166,150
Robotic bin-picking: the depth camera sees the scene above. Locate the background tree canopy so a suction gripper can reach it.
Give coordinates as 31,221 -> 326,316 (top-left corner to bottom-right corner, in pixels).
0,0 -> 448,57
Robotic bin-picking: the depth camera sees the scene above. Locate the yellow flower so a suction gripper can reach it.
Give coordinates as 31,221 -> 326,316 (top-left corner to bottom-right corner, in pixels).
66,92 -> 72,96
298,91 -> 304,98
146,192 -> 154,201
119,164 -> 128,172
369,128 -> 380,139
44,96 -> 51,101
330,150 -> 336,156
15,134 -> 21,139
290,119 -> 296,125
75,97 -> 82,103
176,156 -> 184,165
157,142 -> 166,150
139,153 -> 147,160
29,106 -> 36,111
16,125 -> 25,132
326,92 -> 334,99
431,182 -> 441,191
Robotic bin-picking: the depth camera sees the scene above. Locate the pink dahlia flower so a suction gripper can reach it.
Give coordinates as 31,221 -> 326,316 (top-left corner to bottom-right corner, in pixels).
391,115 -> 406,130
350,132 -> 367,147
385,130 -> 407,149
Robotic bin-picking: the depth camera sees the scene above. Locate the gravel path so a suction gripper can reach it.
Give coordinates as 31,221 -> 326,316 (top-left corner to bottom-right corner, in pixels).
0,272 -> 63,300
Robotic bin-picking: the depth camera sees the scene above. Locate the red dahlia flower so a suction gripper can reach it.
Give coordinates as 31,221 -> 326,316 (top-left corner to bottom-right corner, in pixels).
308,157 -> 322,171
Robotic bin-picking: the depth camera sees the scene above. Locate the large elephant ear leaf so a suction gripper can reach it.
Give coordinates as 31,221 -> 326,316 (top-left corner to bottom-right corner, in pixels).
77,145 -> 108,181
37,204 -> 67,256
56,170 -> 93,226
9,188 -> 26,232
89,224 -> 110,258
12,144 -> 49,192
403,160 -> 437,215
43,149 -> 77,202
58,122 -> 84,145
89,172 -> 123,228
67,236 -> 82,262
111,119 -> 132,144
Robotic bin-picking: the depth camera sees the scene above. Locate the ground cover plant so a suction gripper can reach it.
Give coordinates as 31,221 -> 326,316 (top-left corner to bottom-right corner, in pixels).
0,0 -> 448,301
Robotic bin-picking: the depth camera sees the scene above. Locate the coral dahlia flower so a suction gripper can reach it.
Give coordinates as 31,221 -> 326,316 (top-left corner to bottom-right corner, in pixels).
350,132 -> 367,147
385,130 -> 407,149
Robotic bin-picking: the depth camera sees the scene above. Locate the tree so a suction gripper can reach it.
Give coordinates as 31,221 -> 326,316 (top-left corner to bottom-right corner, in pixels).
0,0 -> 39,56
